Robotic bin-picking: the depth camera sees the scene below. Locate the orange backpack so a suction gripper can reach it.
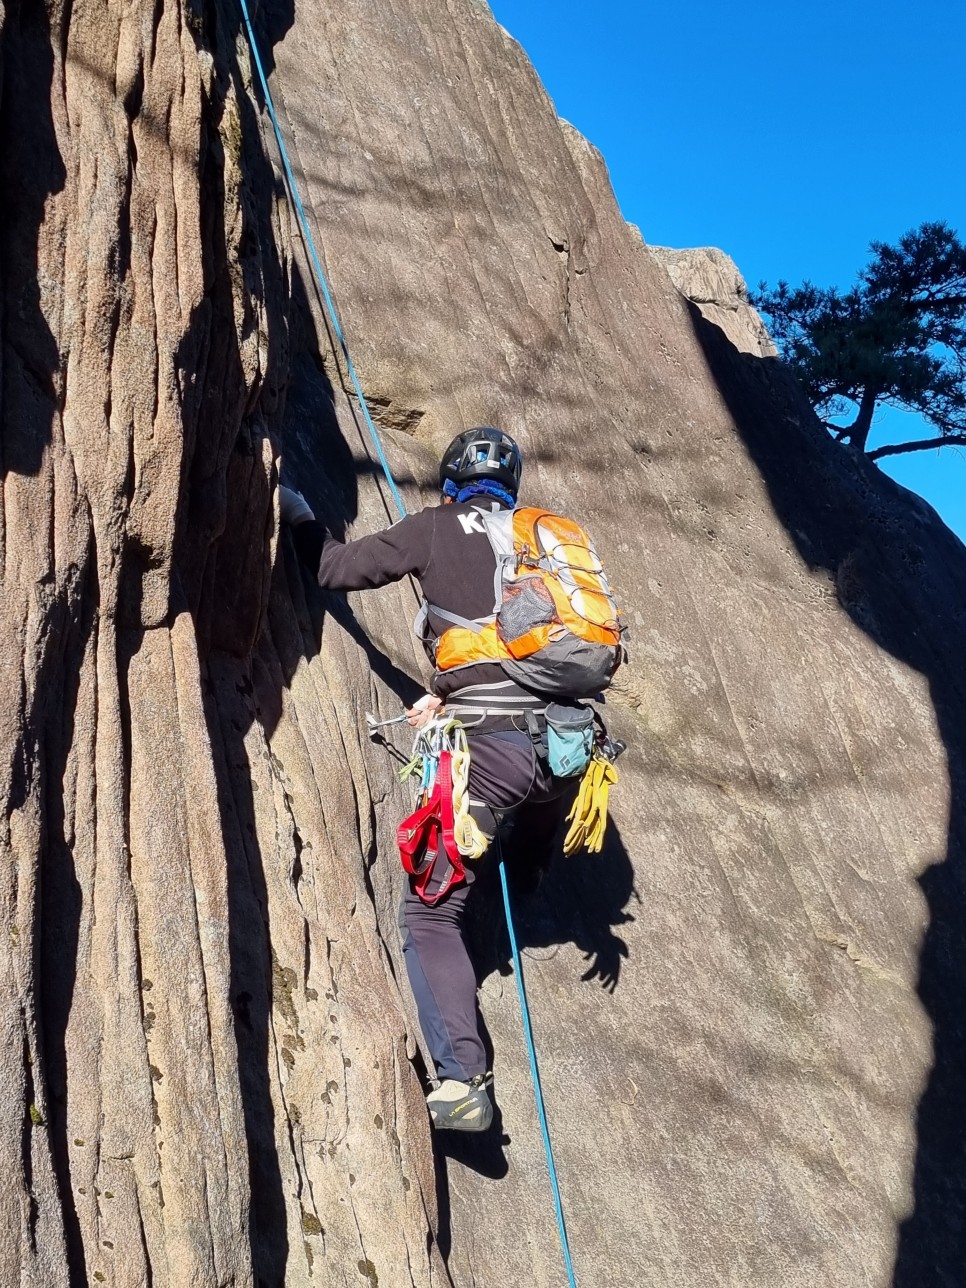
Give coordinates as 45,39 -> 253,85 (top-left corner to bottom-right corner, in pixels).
424,508 -> 624,697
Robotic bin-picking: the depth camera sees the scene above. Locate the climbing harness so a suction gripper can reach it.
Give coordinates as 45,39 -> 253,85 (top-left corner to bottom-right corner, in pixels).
236,7 -> 579,1280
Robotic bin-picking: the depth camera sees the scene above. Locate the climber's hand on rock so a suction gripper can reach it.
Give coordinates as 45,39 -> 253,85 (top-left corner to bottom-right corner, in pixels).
407,694 -> 442,728
279,484 -> 315,525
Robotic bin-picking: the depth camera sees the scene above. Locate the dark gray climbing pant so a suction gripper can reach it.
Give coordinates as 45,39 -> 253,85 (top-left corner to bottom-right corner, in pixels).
399,729 -> 572,1083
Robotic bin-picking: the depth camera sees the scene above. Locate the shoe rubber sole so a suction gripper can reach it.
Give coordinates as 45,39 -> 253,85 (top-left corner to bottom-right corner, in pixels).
427,1077 -> 494,1132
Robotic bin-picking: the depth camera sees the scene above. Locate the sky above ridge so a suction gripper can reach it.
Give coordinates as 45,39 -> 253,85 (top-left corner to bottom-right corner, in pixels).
489,0 -> 966,542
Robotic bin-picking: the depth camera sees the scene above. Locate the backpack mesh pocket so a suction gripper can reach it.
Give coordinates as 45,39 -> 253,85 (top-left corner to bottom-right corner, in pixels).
497,575 -> 556,644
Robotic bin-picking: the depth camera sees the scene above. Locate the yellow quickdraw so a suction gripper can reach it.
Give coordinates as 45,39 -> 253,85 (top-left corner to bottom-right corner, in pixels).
450,725 -> 489,859
562,753 -> 619,856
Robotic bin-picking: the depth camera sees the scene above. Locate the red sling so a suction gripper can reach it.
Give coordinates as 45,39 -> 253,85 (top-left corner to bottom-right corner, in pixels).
397,750 -> 466,905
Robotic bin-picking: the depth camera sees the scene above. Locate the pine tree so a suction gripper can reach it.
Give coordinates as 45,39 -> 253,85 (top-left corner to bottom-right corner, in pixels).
753,222 -> 966,460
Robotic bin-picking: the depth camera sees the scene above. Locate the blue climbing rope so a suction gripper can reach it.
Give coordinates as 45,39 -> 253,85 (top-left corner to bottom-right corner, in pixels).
498,845 -> 579,1288
236,0 -> 407,523
236,5 -> 577,1283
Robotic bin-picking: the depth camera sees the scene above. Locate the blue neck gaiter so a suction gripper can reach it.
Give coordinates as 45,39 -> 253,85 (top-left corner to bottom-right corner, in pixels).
442,478 -> 517,508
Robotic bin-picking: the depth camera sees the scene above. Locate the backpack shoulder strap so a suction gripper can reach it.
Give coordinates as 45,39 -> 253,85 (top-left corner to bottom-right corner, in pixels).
481,506 -> 519,609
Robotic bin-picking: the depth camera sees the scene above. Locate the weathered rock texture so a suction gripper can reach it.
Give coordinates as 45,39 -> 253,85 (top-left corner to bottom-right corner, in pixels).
2,1 -> 965,1286
647,243 -> 777,358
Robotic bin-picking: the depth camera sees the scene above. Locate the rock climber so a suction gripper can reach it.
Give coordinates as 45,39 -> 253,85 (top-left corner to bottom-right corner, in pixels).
279,428 -> 582,1132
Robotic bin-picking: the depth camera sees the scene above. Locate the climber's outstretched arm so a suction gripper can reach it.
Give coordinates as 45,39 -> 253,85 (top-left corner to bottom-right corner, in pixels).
280,485 -> 433,591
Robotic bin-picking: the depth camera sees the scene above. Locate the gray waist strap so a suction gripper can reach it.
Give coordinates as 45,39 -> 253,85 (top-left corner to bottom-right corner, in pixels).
445,681 -> 547,721
447,704 -> 547,722
445,680 -> 546,731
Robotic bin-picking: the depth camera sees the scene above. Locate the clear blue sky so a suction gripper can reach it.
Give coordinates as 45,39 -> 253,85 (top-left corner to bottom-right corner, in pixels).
489,0 -> 966,541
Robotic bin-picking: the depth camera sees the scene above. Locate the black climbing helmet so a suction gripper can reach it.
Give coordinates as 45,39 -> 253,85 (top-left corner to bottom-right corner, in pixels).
439,427 -> 523,494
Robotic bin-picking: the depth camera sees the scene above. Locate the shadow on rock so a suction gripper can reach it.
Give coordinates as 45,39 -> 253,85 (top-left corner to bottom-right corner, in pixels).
685,300 -> 966,1288
0,0 -> 66,478
2,5 -> 83,1281
198,206 -> 426,1288
36,563 -> 98,1286
175,2 -> 301,1282
469,817 -> 637,997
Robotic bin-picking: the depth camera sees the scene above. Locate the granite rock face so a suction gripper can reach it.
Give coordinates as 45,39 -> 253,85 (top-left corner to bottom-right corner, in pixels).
648,243 -> 778,357
2,2 -> 965,1287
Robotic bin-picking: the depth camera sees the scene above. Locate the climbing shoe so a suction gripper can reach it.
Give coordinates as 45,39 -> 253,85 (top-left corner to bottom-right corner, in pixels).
427,1072 -> 494,1132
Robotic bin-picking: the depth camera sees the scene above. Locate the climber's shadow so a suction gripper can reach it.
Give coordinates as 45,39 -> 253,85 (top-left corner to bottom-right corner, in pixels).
426,1053 -> 532,1256
264,284 -> 425,711
469,816 -> 637,996
274,537 -> 425,712
430,1108 -> 511,1236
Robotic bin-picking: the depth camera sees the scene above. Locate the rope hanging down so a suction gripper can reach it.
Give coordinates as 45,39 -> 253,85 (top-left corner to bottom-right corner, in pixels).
498,845 -> 579,1288
236,0 -> 407,522
236,5 -> 578,1283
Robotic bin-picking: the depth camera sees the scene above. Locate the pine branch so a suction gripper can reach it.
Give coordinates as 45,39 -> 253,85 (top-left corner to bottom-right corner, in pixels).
868,434 -> 966,461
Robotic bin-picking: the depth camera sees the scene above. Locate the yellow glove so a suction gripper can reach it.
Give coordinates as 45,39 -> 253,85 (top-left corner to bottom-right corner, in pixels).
563,756 -> 618,856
